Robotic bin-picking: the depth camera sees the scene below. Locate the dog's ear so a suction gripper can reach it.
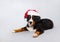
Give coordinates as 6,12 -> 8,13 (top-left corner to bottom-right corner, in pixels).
33,16 -> 41,22
35,16 -> 41,22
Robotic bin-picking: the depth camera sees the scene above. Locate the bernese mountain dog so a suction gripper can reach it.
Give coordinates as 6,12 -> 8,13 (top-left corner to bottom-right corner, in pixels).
12,9 -> 54,38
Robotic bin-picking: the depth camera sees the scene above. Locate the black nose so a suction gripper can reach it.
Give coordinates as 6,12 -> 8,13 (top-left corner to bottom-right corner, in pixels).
30,22 -> 32,24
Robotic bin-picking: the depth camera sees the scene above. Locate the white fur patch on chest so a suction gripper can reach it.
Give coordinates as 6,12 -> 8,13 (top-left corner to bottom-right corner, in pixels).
27,27 -> 36,32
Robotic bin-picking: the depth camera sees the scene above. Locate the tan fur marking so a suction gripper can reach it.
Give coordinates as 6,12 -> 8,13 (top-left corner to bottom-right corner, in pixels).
31,21 -> 35,26
35,31 -> 40,35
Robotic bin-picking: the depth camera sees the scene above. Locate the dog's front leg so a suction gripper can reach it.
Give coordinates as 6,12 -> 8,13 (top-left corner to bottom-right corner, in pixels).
33,28 -> 44,38
12,27 -> 28,33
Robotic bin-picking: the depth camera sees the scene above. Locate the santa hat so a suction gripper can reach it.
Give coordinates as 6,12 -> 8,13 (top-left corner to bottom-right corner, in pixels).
24,9 -> 39,19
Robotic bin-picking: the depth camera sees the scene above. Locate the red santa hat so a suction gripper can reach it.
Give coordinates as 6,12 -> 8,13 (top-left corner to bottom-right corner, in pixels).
24,9 -> 39,19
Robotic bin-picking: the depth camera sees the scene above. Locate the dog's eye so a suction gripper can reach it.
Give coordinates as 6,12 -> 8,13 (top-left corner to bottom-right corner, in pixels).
27,15 -> 31,21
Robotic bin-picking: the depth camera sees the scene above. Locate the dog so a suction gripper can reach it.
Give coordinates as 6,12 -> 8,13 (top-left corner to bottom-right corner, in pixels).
12,10 -> 54,38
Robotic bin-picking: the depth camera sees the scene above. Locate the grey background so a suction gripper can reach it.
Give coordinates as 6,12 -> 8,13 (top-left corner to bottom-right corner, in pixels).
0,0 -> 60,42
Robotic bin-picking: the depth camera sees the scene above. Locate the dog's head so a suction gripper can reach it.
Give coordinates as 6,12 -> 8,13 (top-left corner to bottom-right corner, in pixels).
27,15 -> 40,26
24,9 -> 41,26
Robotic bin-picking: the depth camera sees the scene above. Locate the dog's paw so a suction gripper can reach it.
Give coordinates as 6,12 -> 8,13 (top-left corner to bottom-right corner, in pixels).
33,33 -> 39,38
12,28 -> 19,33
12,30 -> 16,33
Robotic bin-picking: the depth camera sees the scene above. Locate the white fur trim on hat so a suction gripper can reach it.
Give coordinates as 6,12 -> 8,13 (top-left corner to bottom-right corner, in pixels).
28,11 -> 40,16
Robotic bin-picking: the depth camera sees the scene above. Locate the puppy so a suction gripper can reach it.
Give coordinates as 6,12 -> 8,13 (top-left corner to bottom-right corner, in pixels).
13,10 -> 54,38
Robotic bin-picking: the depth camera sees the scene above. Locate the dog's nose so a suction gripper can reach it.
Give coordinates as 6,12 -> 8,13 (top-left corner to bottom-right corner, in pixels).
30,22 -> 32,24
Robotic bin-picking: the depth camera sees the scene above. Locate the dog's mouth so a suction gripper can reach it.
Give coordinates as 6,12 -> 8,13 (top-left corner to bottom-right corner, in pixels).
28,21 -> 35,26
